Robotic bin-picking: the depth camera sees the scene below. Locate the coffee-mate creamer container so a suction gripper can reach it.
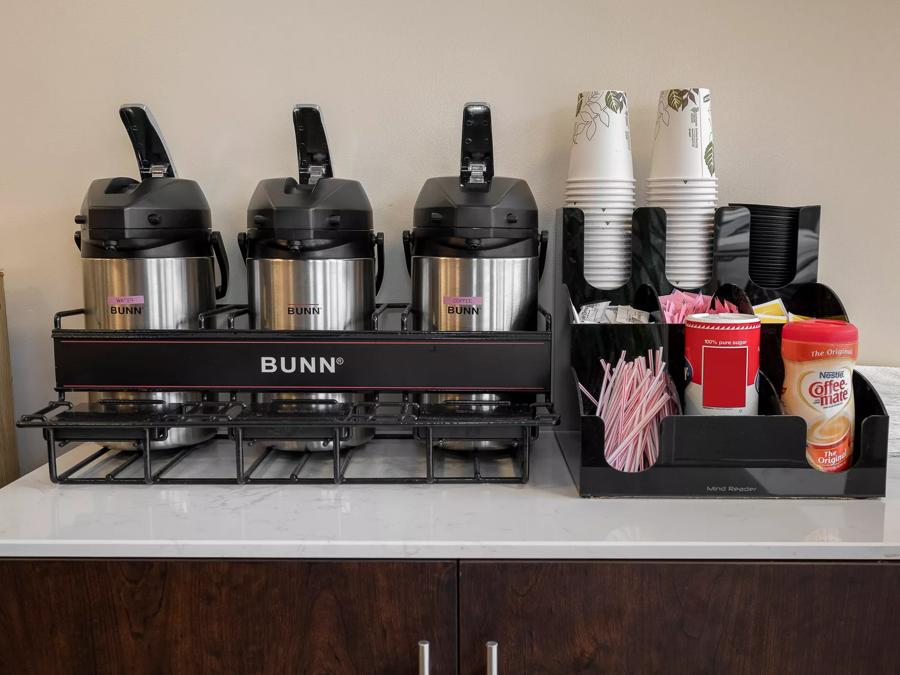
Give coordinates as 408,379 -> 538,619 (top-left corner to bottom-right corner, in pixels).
781,320 -> 858,472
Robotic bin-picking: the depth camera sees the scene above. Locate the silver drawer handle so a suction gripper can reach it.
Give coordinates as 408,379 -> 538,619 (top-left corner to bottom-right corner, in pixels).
486,640 -> 498,675
419,640 -> 430,674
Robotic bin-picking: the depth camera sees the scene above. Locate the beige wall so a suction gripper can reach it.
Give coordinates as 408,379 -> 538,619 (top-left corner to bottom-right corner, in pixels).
1,0 -> 898,471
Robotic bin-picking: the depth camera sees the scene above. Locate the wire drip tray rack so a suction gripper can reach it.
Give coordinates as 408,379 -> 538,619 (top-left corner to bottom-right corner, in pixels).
20,399 -> 557,485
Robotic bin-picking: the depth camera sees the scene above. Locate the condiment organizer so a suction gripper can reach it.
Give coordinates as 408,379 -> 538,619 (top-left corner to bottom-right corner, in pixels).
552,207 -> 889,497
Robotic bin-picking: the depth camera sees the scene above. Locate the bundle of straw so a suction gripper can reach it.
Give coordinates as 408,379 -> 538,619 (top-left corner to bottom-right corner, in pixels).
578,348 -> 680,472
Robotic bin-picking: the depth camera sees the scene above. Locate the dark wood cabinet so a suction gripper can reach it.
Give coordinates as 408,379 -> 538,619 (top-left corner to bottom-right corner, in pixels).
458,561 -> 900,675
0,559 -> 457,675
1,558 -> 897,674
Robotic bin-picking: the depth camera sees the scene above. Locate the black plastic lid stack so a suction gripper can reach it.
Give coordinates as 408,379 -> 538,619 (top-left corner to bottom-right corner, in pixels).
730,203 -> 801,288
75,105 -> 212,251
411,103 -> 538,238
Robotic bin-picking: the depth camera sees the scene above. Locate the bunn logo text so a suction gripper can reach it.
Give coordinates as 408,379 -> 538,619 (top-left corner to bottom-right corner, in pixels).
260,356 -> 343,374
287,304 -> 321,316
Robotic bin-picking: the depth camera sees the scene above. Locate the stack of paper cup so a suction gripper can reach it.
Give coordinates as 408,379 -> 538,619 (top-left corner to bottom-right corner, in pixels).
646,88 -> 717,289
565,90 -> 635,290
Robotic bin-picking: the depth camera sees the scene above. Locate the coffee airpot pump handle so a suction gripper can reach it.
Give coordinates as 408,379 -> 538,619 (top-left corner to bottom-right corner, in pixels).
459,102 -> 493,192
294,104 -> 333,186
119,104 -> 177,180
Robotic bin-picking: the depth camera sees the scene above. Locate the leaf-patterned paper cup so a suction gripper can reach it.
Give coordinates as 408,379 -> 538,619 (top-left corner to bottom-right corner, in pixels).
568,90 -> 635,181
649,88 -> 716,180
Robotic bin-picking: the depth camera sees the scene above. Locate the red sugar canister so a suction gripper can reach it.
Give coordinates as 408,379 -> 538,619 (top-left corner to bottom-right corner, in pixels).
684,313 -> 761,416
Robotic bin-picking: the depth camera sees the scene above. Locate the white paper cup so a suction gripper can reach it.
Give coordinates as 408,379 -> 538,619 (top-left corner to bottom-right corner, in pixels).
647,184 -> 717,192
649,88 -> 716,180
666,244 -> 714,252
647,181 -> 717,188
647,194 -> 718,203
584,257 -> 630,264
663,214 -> 716,221
584,265 -> 631,273
646,186 -> 718,195
584,260 -> 630,267
661,214 -> 717,221
665,254 -> 708,262
666,237 -> 715,245
569,196 -> 636,202
664,219 -> 716,225
584,258 -> 630,265
565,189 -> 636,198
584,223 -> 633,231
649,189 -> 716,198
583,244 -> 630,252
584,230 -> 631,239
647,200 -> 718,209
566,197 -> 636,204
585,213 -> 633,219
568,90 -> 634,180
649,201 -> 717,207
585,239 -> 631,246
566,183 -> 636,190
666,265 -> 711,274
582,207 -> 635,214
666,270 -> 711,278
585,278 -> 630,291
656,215 -> 716,222
567,199 -> 635,207
666,249 -> 712,258
584,231 -> 631,238
584,232 -> 631,243
647,190 -> 719,202
567,178 -> 636,186
567,204 -> 635,213
667,230 -> 714,238
584,226 -> 632,234
647,177 -> 718,186
585,240 -> 631,248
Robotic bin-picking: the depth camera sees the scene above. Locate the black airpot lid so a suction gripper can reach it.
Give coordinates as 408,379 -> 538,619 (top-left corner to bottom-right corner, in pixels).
246,106 -> 373,238
412,103 -> 538,234
76,105 -> 211,240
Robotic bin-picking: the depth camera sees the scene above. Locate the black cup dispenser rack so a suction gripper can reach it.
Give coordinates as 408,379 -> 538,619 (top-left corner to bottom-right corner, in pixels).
553,206 -> 889,498
18,106 -> 558,486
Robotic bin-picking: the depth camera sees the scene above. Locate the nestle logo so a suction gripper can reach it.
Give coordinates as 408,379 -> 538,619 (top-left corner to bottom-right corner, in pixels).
261,356 -> 343,374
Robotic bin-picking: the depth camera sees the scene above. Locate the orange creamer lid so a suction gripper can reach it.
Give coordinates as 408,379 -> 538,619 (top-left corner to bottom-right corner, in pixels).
781,319 -> 858,361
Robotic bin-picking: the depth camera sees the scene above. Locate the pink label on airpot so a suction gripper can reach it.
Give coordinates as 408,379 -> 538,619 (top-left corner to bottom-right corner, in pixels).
442,295 -> 483,306
107,295 -> 145,306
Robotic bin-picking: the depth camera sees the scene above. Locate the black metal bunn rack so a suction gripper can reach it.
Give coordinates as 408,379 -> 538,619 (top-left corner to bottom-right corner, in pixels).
19,305 -> 557,485
553,207 -> 889,498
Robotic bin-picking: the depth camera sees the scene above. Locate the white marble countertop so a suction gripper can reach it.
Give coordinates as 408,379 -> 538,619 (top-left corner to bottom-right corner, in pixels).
0,366 -> 896,561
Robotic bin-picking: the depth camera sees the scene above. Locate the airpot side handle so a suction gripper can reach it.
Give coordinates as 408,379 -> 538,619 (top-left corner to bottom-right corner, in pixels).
119,104 -> 176,180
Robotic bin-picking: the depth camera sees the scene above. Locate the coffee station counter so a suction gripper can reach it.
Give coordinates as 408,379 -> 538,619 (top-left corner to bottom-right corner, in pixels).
0,365 -> 897,561
0,367 -> 897,675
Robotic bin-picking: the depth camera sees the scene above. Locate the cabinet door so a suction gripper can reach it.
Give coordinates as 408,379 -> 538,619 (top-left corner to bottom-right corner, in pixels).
0,559 -> 457,675
459,561 -> 900,674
